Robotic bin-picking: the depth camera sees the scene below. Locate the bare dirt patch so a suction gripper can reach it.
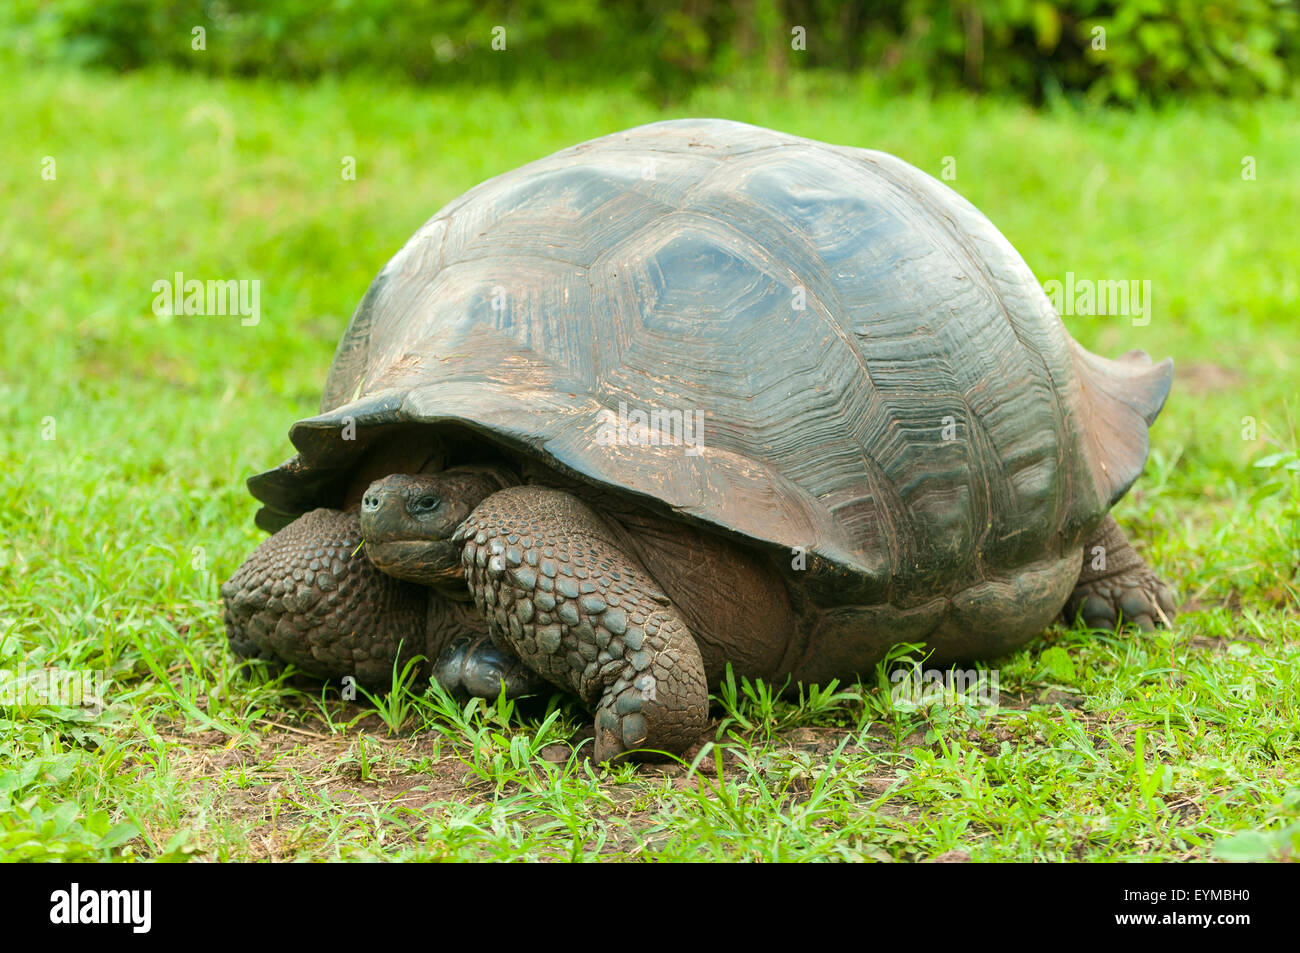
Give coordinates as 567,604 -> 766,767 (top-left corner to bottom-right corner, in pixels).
154,714 -> 484,858
1176,362 -> 1244,394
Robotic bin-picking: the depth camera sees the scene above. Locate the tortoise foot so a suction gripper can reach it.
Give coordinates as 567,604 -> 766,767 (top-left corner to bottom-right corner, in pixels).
1065,514 -> 1177,631
589,616 -> 710,764
1065,568 -> 1178,631
432,633 -> 546,699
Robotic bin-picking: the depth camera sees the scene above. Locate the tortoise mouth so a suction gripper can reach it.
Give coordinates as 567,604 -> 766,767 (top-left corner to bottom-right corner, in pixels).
365,538 -> 468,595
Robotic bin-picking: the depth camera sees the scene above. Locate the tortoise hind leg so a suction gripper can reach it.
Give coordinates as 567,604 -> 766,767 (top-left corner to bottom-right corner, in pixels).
456,486 -> 709,762
1065,515 -> 1177,631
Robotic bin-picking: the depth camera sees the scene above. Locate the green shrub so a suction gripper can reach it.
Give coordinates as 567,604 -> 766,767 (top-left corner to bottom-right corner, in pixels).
867,0 -> 1300,101
3,0 -> 1298,101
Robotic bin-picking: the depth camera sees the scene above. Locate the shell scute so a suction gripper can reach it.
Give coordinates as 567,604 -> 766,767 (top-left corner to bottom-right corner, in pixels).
249,119 -> 1168,607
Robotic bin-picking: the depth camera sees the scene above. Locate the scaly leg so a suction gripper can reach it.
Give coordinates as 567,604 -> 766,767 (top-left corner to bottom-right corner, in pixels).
455,486 -> 709,762
1064,515 -> 1177,631
223,508 -> 541,696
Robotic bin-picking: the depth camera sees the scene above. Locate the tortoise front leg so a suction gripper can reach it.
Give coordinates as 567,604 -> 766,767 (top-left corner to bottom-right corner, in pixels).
223,508 -> 541,696
454,486 -> 709,762
222,508 -> 429,685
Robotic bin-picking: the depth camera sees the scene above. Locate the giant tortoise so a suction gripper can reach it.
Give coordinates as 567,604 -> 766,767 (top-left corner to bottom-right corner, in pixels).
222,118 -> 1176,761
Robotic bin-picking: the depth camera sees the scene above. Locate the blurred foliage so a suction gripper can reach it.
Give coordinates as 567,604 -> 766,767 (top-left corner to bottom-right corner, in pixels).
2,0 -> 1298,102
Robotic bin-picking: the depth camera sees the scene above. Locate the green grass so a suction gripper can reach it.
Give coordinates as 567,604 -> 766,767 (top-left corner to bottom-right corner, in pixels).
2,66 -> 1297,862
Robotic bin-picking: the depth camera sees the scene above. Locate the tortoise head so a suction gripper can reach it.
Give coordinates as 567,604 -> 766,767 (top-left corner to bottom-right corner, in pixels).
360,466 -> 514,595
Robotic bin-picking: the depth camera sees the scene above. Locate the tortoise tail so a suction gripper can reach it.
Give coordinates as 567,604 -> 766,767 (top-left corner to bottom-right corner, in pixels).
1069,341 -> 1173,509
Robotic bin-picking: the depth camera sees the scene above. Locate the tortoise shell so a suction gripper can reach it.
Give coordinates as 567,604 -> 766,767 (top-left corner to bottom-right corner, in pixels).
249,118 -> 1170,610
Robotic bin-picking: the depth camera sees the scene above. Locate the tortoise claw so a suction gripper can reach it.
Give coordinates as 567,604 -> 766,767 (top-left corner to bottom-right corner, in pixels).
1067,573 -> 1177,631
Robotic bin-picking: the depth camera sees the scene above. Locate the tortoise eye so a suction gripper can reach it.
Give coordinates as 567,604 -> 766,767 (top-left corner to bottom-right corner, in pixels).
410,495 -> 441,514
